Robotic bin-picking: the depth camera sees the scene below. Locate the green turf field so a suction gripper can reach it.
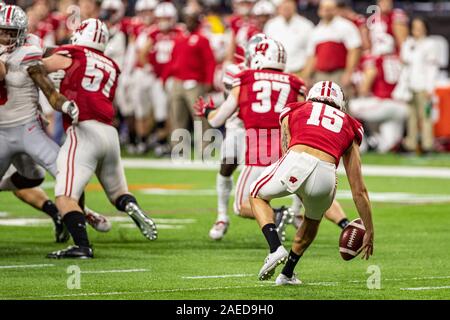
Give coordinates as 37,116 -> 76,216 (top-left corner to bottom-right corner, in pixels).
1,153 -> 450,300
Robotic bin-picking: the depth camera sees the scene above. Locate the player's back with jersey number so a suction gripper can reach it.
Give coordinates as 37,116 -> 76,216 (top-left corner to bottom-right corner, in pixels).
281,101 -> 363,164
233,69 -> 305,166
54,45 -> 120,129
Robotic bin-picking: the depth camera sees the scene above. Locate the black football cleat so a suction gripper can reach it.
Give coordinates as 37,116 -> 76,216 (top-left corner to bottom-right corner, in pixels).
47,245 -> 93,259
54,217 -> 70,243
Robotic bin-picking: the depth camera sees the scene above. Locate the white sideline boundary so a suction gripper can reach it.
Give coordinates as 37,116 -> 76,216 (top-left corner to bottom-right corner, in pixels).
182,274 -> 253,279
401,286 -> 450,291
82,269 -> 148,274
122,159 -> 450,179
0,264 -> 55,269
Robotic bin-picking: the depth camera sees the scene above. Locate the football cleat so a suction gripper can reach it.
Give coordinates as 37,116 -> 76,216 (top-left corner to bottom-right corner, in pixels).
47,245 -> 93,259
209,220 -> 229,241
84,207 -> 112,232
275,273 -> 302,286
258,246 -> 288,281
274,206 -> 292,242
125,202 -> 158,240
54,216 -> 70,243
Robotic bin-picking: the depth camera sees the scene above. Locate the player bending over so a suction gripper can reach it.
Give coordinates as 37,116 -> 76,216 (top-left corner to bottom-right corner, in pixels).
250,81 -> 374,284
27,18 -> 158,259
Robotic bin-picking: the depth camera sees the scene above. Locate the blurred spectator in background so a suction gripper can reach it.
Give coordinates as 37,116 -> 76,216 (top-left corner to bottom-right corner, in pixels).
79,0 -> 101,20
337,0 -> 370,51
302,0 -> 361,92
264,0 -> 313,76
136,1 -> 183,155
400,17 -> 440,154
369,0 -> 409,51
350,34 -> 408,153
251,0 -> 275,32
164,8 -> 216,154
225,0 -> 258,63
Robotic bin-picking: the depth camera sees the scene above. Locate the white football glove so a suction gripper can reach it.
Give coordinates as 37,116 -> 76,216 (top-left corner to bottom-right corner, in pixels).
62,100 -> 79,125
48,70 -> 66,90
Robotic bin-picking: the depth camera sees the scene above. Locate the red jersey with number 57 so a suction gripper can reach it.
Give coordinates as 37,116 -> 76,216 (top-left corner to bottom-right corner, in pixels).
280,101 -> 363,164
232,69 -> 306,166
54,45 -> 120,130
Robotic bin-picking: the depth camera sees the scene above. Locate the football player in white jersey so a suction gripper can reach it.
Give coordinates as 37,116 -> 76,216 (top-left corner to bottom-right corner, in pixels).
0,5 -> 111,240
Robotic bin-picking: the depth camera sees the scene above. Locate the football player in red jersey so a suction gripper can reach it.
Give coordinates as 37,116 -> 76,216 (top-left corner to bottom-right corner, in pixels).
250,81 -> 374,284
136,2 -> 184,155
196,38 -> 306,239
28,19 -> 158,259
349,33 -> 408,153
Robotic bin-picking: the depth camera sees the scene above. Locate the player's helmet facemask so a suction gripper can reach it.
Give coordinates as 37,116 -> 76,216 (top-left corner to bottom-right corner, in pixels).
0,5 -> 28,54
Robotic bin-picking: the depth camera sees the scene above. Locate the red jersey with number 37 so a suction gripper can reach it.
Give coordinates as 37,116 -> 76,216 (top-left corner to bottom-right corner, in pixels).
55,45 -> 120,130
280,101 -> 363,164
232,69 -> 306,166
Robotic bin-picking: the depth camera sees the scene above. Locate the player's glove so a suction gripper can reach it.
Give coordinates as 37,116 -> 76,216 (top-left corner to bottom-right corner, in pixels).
62,100 -> 79,125
194,96 -> 215,118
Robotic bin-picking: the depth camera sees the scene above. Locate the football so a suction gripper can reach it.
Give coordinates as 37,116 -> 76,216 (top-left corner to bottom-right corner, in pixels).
339,218 -> 366,261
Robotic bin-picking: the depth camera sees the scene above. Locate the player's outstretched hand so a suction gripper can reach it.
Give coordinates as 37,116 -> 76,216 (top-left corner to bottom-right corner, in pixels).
194,96 -> 215,118
358,230 -> 374,260
62,100 -> 79,125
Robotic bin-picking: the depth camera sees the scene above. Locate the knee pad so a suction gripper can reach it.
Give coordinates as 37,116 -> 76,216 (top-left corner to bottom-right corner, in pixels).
10,172 -> 44,189
115,194 -> 137,211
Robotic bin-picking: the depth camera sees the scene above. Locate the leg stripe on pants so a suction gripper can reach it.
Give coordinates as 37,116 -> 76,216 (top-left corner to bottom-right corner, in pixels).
251,151 -> 289,198
237,166 -> 252,211
65,128 -> 78,197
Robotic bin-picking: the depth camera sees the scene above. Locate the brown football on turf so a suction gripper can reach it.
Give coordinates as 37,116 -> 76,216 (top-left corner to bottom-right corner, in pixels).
339,218 -> 366,261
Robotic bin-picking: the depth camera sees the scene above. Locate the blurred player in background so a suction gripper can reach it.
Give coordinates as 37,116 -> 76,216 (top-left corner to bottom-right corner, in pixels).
251,81 -> 374,284
29,18 -> 158,258
350,33 -> 408,153
137,1 -> 182,155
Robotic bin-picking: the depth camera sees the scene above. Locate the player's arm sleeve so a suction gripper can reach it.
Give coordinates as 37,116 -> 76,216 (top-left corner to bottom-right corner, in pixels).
20,46 -> 44,67
279,105 -> 292,125
27,63 -> 68,113
352,118 -> 364,146
208,89 -> 239,128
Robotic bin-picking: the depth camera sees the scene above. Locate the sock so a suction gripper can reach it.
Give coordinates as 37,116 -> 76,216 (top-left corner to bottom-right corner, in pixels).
216,174 -> 232,221
63,211 -> 90,248
338,218 -> 350,229
129,131 -> 137,145
42,200 -> 59,221
281,250 -> 302,278
115,194 -> 137,212
262,223 -> 281,253
290,195 -> 303,216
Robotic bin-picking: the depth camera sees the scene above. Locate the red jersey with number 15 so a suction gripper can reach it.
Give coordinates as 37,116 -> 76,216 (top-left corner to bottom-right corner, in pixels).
232,69 -> 306,166
54,45 -> 120,130
280,101 -> 363,164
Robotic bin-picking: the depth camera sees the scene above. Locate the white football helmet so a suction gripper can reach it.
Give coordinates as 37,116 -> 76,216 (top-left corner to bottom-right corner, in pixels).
0,5 -> 28,53
71,19 -> 109,52
155,2 -> 177,31
371,33 -> 395,57
306,81 -> 346,111
251,0 -> 276,16
245,33 -> 268,67
135,0 -> 158,12
250,38 -> 286,71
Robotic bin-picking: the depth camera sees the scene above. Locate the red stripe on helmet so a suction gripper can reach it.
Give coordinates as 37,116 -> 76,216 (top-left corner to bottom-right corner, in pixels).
5,6 -> 13,23
327,81 -> 333,97
92,20 -> 99,42
320,81 -> 326,96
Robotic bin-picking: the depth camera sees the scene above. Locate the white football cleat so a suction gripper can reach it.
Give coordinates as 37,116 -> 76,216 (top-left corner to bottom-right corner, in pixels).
209,220 -> 229,240
84,207 -> 112,232
275,273 -> 302,286
258,246 -> 288,281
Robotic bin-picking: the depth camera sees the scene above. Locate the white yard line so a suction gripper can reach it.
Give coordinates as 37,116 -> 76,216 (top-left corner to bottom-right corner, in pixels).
400,286 -> 450,291
82,269 -> 148,274
18,284 -> 274,299
0,264 -> 55,269
182,274 -> 254,279
0,212 -> 9,218
121,159 -> 450,179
